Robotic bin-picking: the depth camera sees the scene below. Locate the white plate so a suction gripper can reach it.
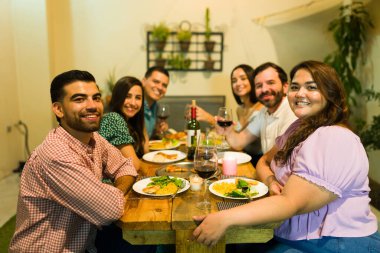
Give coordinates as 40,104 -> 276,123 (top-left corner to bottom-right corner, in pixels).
132,177 -> 190,196
142,150 -> 186,164
148,140 -> 181,151
209,178 -> 268,200
217,151 -> 252,164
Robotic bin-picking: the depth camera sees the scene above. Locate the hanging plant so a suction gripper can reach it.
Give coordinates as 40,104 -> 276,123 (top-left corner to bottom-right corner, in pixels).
324,1 -> 374,106
177,20 -> 192,52
168,53 -> 191,70
151,22 -> 170,51
204,7 -> 216,52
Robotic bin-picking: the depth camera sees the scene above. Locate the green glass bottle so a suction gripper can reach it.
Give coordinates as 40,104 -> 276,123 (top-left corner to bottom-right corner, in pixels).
186,100 -> 200,160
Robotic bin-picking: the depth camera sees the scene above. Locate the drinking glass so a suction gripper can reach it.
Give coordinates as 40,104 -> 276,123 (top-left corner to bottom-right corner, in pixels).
217,107 -> 233,149
194,138 -> 218,210
157,104 -> 170,137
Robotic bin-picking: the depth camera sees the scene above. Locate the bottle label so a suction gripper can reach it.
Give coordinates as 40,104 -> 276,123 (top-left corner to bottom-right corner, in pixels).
186,129 -> 201,147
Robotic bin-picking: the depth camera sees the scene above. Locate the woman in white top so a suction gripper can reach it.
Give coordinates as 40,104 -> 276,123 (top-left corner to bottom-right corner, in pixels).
191,64 -> 263,166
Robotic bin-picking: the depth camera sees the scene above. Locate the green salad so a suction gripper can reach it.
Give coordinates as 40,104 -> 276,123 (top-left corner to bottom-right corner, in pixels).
225,178 -> 259,198
162,138 -> 179,146
147,176 -> 185,189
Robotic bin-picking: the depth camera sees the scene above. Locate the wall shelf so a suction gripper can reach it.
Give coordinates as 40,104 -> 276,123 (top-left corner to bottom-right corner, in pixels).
146,32 -> 224,72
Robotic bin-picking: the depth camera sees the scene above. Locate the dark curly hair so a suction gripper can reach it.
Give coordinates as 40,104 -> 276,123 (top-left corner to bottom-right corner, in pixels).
274,60 -> 350,165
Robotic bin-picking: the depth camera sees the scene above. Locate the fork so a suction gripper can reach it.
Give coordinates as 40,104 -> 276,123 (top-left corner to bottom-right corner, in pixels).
170,187 -> 179,199
242,186 -> 254,202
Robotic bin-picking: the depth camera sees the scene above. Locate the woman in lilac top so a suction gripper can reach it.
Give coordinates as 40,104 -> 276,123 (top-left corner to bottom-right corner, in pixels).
192,60 -> 380,252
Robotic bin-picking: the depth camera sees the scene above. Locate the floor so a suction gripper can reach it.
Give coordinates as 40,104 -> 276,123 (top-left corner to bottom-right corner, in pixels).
0,173 -> 19,227
1,173 -> 380,230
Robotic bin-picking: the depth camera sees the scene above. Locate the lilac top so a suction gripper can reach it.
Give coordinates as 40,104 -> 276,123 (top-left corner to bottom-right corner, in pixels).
272,120 -> 378,240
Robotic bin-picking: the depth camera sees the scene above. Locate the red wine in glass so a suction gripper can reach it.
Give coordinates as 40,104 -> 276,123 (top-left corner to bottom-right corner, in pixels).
158,115 -> 169,121
217,120 -> 233,127
195,165 -> 216,179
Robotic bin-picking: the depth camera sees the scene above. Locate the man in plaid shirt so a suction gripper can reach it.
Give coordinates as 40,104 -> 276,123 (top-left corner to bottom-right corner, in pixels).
9,70 -> 138,252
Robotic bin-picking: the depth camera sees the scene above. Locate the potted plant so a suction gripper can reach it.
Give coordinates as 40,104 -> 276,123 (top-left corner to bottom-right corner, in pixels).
154,52 -> 166,67
177,21 -> 192,52
357,88 -> 380,151
324,1 -> 373,107
151,22 -> 170,51
325,2 -> 379,153
168,53 -> 191,70
203,55 -> 214,71
105,68 -> 116,106
204,8 -> 215,52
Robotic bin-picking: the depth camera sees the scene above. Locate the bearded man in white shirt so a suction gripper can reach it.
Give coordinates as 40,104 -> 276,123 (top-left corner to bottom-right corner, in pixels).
217,62 -> 297,154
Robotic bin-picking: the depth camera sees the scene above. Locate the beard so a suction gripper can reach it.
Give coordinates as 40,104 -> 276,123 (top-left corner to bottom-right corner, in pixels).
258,89 -> 284,110
64,110 -> 102,133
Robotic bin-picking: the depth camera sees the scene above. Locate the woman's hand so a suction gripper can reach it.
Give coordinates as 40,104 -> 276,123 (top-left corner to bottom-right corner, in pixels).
269,180 -> 283,195
184,105 -> 215,126
266,175 -> 283,195
192,212 -> 230,247
196,106 -> 215,125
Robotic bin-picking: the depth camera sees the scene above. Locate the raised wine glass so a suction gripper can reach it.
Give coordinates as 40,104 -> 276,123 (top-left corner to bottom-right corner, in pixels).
194,137 -> 218,210
157,104 -> 170,137
217,107 -> 233,149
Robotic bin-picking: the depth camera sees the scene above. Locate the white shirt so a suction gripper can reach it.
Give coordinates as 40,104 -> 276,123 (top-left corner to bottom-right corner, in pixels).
247,97 -> 297,153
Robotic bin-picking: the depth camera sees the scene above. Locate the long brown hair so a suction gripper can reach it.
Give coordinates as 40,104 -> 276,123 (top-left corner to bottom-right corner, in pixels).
274,60 -> 349,165
230,64 -> 258,105
109,76 -> 145,157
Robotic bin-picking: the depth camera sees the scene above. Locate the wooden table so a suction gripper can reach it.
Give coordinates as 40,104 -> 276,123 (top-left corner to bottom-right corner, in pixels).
117,149 -> 280,253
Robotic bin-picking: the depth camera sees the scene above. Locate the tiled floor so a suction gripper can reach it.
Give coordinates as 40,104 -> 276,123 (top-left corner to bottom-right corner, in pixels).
1,173 -> 380,231
0,173 -> 19,227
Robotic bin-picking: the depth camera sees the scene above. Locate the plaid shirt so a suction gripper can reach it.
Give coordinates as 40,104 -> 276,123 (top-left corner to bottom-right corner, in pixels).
9,126 -> 138,253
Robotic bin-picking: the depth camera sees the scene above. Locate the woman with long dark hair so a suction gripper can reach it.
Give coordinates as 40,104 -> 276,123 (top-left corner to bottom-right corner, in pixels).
186,64 -> 263,165
99,76 -> 149,170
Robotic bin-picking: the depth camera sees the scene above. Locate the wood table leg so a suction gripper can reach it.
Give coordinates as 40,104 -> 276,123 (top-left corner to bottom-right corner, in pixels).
175,230 -> 225,253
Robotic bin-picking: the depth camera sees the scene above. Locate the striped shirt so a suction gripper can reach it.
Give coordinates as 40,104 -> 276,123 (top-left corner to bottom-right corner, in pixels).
9,126 -> 137,253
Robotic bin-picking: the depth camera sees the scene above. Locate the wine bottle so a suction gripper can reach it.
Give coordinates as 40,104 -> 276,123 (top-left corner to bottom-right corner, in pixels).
186,100 -> 200,160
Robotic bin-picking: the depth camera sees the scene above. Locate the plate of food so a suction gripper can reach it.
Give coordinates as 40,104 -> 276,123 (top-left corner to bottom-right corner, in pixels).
164,131 -> 187,141
209,178 -> 268,200
155,162 -> 195,178
132,176 -> 190,196
149,139 -> 181,151
156,162 -> 222,179
142,150 -> 186,164
217,151 -> 252,164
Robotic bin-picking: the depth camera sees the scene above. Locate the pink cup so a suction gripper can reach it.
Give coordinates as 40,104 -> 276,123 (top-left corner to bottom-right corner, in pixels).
222,156 -> 237,176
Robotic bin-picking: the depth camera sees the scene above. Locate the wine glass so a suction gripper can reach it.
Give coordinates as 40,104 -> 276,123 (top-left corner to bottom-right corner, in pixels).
194,138 -> 218,210
217,107 -> 233,149
157,104 -> 170,137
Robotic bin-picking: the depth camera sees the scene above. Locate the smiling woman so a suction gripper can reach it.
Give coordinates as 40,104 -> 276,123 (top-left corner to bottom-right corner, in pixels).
99,76 -> 149,170
288,69 -> 327,119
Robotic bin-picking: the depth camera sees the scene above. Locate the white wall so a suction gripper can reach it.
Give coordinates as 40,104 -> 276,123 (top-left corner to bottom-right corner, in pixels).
0,0 -> 52,179
0,0 -> 22,179
11,0 -> 52,159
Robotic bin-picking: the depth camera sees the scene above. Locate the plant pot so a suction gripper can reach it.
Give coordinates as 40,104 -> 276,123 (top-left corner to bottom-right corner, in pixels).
154,40 -> 167,51
204,60 -> 215,71
155,58 -> 166,67
179,41 -> 191,52
204,41 -> 216,52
